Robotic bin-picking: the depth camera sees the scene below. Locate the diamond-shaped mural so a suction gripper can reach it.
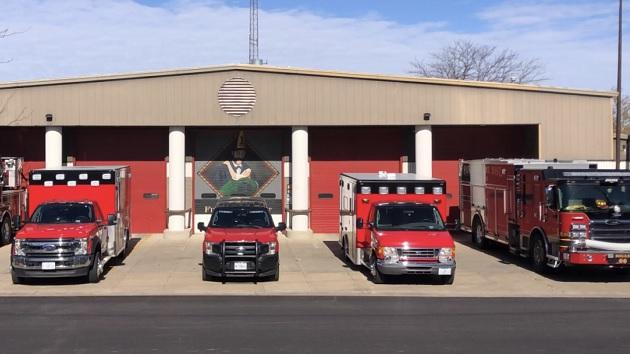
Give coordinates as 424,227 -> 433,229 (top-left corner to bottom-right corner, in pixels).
197,131 -> 279,198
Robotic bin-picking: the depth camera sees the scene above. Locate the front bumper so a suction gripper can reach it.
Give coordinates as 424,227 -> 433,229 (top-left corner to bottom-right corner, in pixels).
11,255 -> 93,278
203,253 -> 279,278
377,261 -> 456,276
563,251 -> 630,267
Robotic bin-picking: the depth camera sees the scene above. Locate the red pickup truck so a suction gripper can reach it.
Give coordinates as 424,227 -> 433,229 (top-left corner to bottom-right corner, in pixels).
198,198 -> 285,282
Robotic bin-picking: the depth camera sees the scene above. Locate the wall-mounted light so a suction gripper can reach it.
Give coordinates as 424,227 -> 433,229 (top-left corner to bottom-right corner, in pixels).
45,113 -> 53,122
423,113 -> 431,121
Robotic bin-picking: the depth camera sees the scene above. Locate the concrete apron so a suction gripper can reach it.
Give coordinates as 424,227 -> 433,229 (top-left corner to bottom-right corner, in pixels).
2,232 -> 630,297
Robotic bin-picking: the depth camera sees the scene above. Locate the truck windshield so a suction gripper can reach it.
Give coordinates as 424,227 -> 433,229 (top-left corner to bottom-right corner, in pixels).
559,183 -> 630,212
30,203 -> 95,224
375,205 -> 445,231
210,208 -> 273,228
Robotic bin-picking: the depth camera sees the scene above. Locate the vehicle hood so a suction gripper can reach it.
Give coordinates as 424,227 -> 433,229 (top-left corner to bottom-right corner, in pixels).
205,228 -> 278,243
374,230 -> 454,248
16,223 -> 98,239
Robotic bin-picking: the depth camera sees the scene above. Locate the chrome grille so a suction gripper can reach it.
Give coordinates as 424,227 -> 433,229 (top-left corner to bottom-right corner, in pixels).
224,242 -> 257,256
590,220 -> 630,244
22,239 -> 78,258
401,248 -> 439,258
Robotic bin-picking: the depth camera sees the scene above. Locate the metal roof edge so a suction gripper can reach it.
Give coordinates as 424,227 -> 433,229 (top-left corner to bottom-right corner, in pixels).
0,64 -> 618,98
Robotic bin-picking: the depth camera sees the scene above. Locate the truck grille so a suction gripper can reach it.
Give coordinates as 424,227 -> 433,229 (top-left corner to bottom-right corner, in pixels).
224,242 -> 257,256
401,248 -> 439,258
590,220 -> 630,243
22,239 -> 78,258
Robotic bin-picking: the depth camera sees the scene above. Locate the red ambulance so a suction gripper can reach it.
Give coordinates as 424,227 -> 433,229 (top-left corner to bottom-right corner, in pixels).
11,166 -> 131,283
339,173 -> 456,284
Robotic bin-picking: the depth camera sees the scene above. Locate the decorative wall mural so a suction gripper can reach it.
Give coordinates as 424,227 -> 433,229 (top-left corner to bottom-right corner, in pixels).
197,131 -> 279,198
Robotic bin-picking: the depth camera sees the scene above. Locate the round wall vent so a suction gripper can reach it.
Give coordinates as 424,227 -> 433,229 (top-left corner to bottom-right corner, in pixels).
218,77 -> 256,117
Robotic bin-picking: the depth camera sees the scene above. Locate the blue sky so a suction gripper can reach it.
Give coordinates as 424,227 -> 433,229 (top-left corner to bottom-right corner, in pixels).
0,0 -> 626,90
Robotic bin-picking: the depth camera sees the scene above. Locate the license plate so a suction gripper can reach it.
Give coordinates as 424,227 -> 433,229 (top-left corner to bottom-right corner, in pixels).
234,262 -> 248,271
438,268 -> 452,275
41,262 -> 56,270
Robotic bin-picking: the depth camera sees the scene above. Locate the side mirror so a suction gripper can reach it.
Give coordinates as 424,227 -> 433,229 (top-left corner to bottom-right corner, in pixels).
107,214 -> 117,226
356,218 -> 364,229
446,219 -> 461,231
276,222 -> 287,232
545,186 -> 557,210
197,222 -> 207,232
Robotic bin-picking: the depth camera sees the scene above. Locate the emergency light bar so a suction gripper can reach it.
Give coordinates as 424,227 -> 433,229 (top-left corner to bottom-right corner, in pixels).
563,172 -> 630,177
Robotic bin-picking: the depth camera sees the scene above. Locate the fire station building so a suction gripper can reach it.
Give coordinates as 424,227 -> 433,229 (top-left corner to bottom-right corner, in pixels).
0,65 -> 616,234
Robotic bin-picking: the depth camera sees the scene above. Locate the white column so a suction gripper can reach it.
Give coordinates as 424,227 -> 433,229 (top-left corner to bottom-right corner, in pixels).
168,127 -> 186,231
45,126 -> 63,168
415,125 -> 432,178
291,127 -> 309,231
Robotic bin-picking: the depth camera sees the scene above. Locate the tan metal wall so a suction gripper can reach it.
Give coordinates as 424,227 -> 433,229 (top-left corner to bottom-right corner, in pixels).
0,67 -> 614,160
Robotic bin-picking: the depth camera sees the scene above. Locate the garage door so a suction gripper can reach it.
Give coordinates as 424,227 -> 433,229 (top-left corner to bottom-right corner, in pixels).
309,127 -> 406,233
68,127 -> 168,234
76,161 -> 166,234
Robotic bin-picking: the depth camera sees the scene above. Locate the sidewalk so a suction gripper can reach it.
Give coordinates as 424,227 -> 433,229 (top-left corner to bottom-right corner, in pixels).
1,232 -> 630,297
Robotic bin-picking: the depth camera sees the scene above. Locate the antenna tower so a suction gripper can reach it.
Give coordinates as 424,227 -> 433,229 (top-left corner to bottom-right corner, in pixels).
249,0 -> 259,64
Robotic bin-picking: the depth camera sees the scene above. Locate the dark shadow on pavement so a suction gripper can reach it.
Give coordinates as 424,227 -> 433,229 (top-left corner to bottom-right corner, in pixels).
453,230 -> 630,283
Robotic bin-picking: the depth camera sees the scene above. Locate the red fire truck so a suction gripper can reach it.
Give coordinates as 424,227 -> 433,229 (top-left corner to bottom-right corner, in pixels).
11,166 -> 131,283
460,159 -> 630,273
0,157 -> 27,245
339,173 -> 456,284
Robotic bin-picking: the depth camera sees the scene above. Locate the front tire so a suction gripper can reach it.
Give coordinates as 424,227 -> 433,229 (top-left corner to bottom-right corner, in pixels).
370,254 -> 388,284
87,249 -> 102,283
202,268 -> 210,281
11,269 -> 22,285
1,217 -> 12,245
439,271 -> 455,285
472,219 -> 488,249
271,263 -> 280,282
531,236 -> 548,274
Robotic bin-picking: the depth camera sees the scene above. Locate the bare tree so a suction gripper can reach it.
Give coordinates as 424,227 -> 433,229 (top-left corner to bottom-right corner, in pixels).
410,40 -> 546,84
613,95 -> 630,134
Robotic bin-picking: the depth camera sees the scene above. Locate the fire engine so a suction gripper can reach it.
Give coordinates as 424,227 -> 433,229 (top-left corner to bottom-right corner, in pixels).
0,157 -> 27,245
339,173 -> 456,284
460,159 -> 630,273
11,166 -> 131,283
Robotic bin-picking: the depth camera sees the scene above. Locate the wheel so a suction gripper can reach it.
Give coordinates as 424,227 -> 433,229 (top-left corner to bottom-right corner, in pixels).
341,237 -> 350,263
370,254 -> 388,284
271,263 -> 280,282
112,230 -> 129,265
87,249 -> 103,283
11,269 -> 22,285
472,219 -> 488,249
202,268 -> 210,281
1,216 -> 12,245
440,271 -> 455,285
531,236 -> 548,274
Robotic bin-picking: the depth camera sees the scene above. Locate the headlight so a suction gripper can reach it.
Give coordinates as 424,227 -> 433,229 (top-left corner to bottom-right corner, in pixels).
267,241 -> 277,255
204,241 -> 219,255
378,247 -> 400,264
13,239 -> 25,256
569,224 -> 588,239
438,248 -> 454,263
74,238 -> 88,255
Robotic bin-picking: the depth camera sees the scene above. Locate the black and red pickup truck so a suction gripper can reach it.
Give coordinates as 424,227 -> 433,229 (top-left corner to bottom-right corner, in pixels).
198,198 -> 285,282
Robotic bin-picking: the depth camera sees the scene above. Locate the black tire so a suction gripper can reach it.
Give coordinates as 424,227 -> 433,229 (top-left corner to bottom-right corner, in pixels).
271,263 -> 280,282
11,269 -> 22,285
202,268 -> 210,281
370,254 -> 388,284
472,219 -> 488,249
1,216 -> 12,246
440,271 -> 455,285
112,230 -> 129,265
87,249 -> 102,283
531,236 -> 548,274
341,237 -> 351,264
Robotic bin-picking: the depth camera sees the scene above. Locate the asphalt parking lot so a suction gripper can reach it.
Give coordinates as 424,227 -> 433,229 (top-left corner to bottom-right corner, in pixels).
1,231 -> 630,297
